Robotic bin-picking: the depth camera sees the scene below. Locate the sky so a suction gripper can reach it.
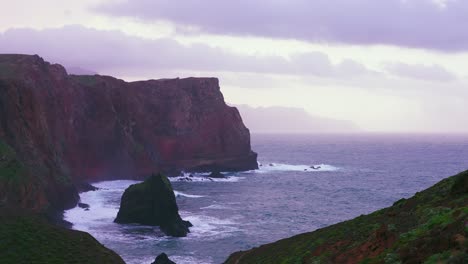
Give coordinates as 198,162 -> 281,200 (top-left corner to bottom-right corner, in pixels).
0,0 -> 467,133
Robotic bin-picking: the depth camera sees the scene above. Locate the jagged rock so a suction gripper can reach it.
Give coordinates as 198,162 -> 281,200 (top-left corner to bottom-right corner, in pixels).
76,183 -> 99,193
78,203 -> 89,209
151,253 -> 176,264
114,174 -> 192,237
208,171 -> 224,178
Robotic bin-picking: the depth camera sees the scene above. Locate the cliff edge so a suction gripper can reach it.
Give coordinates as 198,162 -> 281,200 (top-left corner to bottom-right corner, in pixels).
0,54 -> 257,212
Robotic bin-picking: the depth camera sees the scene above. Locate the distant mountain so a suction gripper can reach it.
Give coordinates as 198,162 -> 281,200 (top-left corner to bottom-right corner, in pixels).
235,104 -> 359,133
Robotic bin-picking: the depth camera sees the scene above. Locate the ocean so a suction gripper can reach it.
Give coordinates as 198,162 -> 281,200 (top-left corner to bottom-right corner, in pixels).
64,133 -> 468,264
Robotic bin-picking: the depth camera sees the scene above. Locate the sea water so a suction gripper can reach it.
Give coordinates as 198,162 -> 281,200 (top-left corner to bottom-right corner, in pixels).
64,134 -> 468,264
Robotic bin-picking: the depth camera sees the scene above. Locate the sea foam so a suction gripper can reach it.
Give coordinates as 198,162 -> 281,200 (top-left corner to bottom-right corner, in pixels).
256,163 -> 340,173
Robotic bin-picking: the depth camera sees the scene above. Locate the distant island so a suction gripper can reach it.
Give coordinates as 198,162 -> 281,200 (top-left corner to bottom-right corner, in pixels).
236,104 -> 359,134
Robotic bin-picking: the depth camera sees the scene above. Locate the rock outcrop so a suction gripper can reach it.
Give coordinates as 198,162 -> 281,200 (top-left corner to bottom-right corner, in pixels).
152,253 -> 176,264
114,174 -> 192,237
225,171 -> 468,264
0,54 -> 257,213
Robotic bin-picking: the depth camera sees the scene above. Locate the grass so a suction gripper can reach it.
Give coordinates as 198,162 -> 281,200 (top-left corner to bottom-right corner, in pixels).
72,75 -> 99,87
0,140 -> 25,183
0,212 -> 125,264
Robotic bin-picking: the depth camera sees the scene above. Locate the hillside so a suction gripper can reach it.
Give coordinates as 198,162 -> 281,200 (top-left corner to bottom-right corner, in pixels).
0,210 -> 125,264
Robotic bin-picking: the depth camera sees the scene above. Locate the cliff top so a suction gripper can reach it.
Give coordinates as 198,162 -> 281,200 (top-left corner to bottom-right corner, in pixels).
0,54 -> 218,84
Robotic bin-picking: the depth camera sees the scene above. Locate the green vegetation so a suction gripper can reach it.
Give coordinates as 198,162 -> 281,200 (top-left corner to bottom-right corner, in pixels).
0,140 -> 25,183
0,62 -> 15,78
0,212 -> 125,264
225,171 -> 468,264
72,75 -> 99,87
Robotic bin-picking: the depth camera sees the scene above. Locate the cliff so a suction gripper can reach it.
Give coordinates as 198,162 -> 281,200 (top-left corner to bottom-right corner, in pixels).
0,54 -> 257,212
225,170 -> 468,263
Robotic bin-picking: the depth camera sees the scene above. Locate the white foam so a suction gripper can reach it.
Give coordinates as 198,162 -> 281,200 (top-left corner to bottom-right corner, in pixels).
171,255 -> 213,264
65,180 -> 204,232
64,180 -> 139,234
174,191 -> 205,198
180,211 -> 241,240
200,204 -> 230,210
169,173 -> 245,183
256,163 -> 340,173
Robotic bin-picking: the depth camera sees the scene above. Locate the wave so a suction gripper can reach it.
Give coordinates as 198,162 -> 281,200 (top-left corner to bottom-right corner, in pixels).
256,162 -> 340,173
200,204 -> 230,210
169,173 -> 245,183
174,191 -> 205,198
179,211 -> 241,240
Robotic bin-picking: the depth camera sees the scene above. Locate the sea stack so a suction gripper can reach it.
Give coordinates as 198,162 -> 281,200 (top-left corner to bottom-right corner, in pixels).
114,174 -> 192,237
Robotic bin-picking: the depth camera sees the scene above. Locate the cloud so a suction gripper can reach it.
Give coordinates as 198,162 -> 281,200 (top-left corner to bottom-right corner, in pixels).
384,63 -> 457,82
0,25 -> 374,78
94,0 -> 468,52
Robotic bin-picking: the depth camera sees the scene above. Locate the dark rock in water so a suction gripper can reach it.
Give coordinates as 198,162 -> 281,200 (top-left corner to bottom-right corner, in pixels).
269,163 -> 274,167
78,203 -> 90,209
180,177 -> 192,182
114,174 -> 192,237
310,166 -> 321,170
209,171 -> 224,178
76,182 -> 99,193
152,253 -> 176,264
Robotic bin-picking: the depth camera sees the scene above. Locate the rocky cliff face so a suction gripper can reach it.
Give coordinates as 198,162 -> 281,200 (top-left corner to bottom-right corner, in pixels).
0,54 -> 257,212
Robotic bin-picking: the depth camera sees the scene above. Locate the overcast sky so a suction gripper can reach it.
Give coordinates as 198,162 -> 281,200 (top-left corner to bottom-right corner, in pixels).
1,0 -> 467,133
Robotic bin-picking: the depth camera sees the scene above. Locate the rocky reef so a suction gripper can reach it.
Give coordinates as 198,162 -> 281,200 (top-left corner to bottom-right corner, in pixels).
0,209 -> 125,264
225,170 -> 468,263
115,174 -> 192,237
0,54 -> 257,213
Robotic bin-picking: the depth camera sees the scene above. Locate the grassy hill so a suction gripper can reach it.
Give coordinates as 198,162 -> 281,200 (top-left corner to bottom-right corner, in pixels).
0,211 -> 125,264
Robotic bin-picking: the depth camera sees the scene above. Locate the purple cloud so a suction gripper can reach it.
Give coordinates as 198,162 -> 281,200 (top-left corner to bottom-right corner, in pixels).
94,0 -> 468,52
0,25 -> 374,78
385,63 -> 457,82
